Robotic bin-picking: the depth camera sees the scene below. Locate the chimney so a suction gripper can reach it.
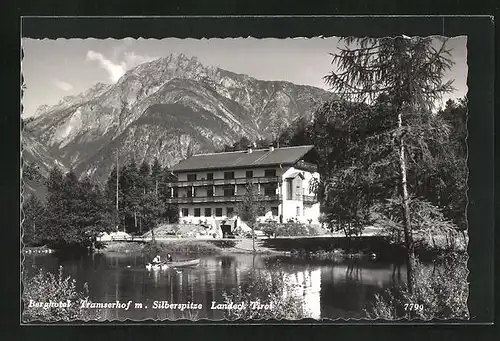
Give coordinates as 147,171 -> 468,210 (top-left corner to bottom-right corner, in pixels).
247,144 -> 253,153
269,143 -> 275,152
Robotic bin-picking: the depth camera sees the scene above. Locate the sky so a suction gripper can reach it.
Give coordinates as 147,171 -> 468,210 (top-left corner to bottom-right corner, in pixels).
21,36 -> 468,117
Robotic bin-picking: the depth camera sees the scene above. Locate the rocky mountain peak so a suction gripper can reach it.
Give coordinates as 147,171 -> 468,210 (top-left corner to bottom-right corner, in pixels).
25,53 -> 332,186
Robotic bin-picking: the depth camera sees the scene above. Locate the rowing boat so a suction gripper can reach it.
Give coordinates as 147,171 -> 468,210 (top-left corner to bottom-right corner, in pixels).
145,259 -> 200,271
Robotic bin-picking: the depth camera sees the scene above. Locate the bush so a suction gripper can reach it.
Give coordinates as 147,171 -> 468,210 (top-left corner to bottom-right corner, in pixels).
365,253 -> 469,320
374,198 -> 465,253
258,222 -> 321,237
207,240 -> 237,249
142,240 -> 222,258
22,266 -> 100,322
221,265 -> 309,320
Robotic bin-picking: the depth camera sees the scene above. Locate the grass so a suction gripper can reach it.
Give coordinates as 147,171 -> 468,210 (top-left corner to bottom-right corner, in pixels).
142,223 -> 214,239
221,263 -> 310,320
141,240 -> 223,259
365,251 -> 469,320
100,242 -> 144,253
22,266 -> 102,322
258,222 -> 325,238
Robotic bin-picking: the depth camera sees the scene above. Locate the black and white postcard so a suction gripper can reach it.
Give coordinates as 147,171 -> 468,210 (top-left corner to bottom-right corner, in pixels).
19,16 -> 493,324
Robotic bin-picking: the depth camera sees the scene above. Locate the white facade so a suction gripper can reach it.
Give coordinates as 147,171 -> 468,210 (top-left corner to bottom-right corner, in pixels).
166,163 -> 320,225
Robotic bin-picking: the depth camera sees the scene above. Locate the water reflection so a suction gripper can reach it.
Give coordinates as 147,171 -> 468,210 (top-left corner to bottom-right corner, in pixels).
23,252 -> 408,320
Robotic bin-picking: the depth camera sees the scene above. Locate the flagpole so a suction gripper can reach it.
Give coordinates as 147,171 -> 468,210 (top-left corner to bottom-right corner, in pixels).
116,151 -> 119,232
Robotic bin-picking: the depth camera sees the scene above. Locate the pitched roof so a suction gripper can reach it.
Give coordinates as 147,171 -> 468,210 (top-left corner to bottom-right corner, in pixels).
172,145 -> 314,172
285,171 -> 305,179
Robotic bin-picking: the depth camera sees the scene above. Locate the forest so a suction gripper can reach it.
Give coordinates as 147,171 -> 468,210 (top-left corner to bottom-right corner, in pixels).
22,157 -> 178,250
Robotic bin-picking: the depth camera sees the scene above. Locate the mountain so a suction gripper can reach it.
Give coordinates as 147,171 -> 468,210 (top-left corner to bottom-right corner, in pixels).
25,52 -> 332,185
22,130 -> 69,199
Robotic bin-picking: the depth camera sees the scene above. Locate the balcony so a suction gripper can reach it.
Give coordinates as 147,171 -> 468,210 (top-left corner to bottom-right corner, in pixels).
303,195 -> 319,204
165,194 -> 281,204
163,176 -> 280,188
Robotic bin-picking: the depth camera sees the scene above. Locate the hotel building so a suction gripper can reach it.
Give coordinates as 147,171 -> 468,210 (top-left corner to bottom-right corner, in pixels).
164,145 -> 320,224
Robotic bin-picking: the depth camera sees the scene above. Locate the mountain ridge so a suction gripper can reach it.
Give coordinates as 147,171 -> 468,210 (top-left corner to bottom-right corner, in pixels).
24,52 -> 332,186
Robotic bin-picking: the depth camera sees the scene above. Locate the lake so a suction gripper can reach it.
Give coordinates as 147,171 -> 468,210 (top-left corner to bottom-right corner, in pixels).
23,252 -> 408,321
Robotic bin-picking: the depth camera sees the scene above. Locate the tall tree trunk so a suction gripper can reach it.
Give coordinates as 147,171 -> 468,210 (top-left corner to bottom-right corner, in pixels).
134,211 -> 138,230
398,111 -> 415,294
252,223 -> 256,252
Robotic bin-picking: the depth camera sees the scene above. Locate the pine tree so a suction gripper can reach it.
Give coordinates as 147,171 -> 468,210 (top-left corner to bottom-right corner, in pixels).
105,165 -> 120,231
119,159 -> 141,233
22,194 -> 45,246
41,167 -> 67,246
151,157 -> 162,196
139,161 -> 152,195
139,192 -> 164,234
156,166 -> 179,224
323,36 -> 455,293
76,177 -> 113,247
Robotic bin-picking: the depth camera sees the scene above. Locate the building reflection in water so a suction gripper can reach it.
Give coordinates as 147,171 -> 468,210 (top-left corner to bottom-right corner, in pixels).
285,268 -> 322,319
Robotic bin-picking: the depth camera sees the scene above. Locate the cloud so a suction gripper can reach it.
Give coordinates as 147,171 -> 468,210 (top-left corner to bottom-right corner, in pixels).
86,50 -> 126,83
123,51 -> 158,67
52,79 -> 73,91
86,49 -> 159,83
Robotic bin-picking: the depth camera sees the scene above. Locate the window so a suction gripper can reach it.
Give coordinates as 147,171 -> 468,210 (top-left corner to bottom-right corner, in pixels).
246,170 -> 253,178
296,185 -> 301,198
194,208 -> 201,217
224,171 -> 235,180
224,187 -> 235,196
207,172 -> 214,180
204,208 -> 212,217
264,186 -> 277,196
182,208 -> 189,217
186,188 -> 193,197
215,208 -> 223,217
207,187 -> 214,197
187,174 -> 197,181
296,206 -> 300,216
265,169 -> 276,177
173,188 -> 178,198
286,179 -> 293,200
271,207 -> 279,216
227,207 -> 234,217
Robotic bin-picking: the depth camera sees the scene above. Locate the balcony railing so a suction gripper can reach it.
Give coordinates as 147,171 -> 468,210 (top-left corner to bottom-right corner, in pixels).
165,194 -> 281,204
303,195 -> 318,204
163,176 -> 280,188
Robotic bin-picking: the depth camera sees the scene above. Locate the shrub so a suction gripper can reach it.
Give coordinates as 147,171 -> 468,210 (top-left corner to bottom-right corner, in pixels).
207,240 -> 237,249
365,253 -> 469,320
142,240 -> 222,257
22,266 -> 100,322
221,265 -> 309,320
374,198 -> 465,253
260,222 -> 278,237
258,222 -> 321,237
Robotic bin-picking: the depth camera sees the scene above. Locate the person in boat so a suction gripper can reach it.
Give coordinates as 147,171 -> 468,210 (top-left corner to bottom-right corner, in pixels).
152,254 -> 161,265
166,253 -> 173,262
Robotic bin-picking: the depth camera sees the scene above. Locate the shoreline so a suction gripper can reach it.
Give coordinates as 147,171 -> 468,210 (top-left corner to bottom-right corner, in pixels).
27,233 -> 466,262
98,238 -> 285,255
